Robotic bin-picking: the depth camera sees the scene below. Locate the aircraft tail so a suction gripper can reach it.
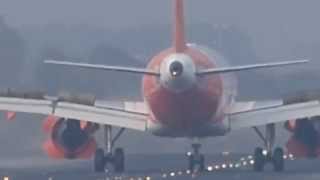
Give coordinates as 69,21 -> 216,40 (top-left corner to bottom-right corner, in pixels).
173,0 -> 187,52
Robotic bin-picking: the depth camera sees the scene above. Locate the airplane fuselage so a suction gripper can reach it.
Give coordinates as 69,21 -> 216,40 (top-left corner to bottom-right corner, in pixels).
143,44 -> 237,138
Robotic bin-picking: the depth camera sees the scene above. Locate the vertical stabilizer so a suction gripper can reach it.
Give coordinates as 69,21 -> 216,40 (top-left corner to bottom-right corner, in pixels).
173,0 -> 187,52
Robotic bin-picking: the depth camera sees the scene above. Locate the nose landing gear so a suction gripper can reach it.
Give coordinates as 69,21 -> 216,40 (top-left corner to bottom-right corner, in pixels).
187,143 -> 205,172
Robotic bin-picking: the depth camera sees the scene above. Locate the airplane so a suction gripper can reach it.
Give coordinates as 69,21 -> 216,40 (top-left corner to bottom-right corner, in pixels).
0,0 -> 320,173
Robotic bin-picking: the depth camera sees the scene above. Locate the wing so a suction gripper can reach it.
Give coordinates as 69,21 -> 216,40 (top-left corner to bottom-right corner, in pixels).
0,92 -> 148,131
228,100 -> 320,130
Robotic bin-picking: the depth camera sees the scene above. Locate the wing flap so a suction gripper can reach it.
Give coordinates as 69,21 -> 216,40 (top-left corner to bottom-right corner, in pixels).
0,97 -> 148,131
55,102 -> 147,131
0,97 -> 53,115
229,101 -> 320,129
95,100 -> 148,115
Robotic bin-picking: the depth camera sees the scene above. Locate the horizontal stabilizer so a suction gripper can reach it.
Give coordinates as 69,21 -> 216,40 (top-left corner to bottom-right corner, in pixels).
197,60 -> 308,75
45,60 -> 160,76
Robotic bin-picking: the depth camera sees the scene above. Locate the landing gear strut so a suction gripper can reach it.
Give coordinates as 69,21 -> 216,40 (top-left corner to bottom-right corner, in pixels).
94,125 -> 126,173
253,124 -> 284,172
187,143 -> 205,172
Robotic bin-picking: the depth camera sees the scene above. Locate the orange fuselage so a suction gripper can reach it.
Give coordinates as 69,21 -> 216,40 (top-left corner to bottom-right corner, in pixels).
143,46 -> 224,129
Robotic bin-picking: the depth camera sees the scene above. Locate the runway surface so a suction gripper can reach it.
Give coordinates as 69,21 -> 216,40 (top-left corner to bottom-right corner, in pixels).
0,153 -> 320,180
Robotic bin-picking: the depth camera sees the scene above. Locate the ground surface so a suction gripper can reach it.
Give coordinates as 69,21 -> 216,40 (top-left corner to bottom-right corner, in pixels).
0,154 -> 319,180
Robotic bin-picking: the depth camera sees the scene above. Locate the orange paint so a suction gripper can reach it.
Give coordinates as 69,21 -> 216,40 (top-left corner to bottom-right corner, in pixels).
42,115 -> 58,133
284,120 -> 296,132
43,137 -> 97,159
286,136 -> 319,158
80,121 -> 87,130
42,118 -> 97,159
143,46 -> 222,127
173,0 -> 186,52
42,139 -> 65,159
5,111 -> 16,121
287,138 -> 305,158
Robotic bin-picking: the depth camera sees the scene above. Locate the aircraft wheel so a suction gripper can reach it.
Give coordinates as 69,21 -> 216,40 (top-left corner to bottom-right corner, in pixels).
188,154 -> 205,172
253,147 -> 265,172
273,147 -> 284,172
94,148 -> 105,172
113,148 -> 125,173
199,154 -> 205,171
188,154 -> 195,171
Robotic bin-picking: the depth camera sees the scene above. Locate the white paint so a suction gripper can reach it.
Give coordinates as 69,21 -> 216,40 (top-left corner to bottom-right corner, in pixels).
160,53 -> 196,93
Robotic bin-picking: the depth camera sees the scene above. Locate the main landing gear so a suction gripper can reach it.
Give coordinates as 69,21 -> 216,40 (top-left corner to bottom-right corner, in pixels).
253,124 -> 284,172
94,125 -> 126,173
187,143 -> 205,172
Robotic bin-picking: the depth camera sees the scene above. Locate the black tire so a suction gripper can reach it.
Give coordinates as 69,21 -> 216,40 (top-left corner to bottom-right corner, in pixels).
114,148 -> 125,173
253,147 -> 265,172
188,155 -> 195,171
94,148 -> 105,173
273,147 -> 284,172
199,154 -> 205,172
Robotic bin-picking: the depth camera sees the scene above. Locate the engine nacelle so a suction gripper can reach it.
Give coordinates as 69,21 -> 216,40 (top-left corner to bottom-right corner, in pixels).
285,117 -> 320,158
42,117 -> 98,159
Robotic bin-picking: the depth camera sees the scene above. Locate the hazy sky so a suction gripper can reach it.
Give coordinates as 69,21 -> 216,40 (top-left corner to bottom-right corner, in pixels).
1,0 -> 319,58
0,0 -> 318,32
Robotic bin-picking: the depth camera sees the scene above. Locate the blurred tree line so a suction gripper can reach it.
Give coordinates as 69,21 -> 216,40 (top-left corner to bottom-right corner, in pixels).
35,43 -> 142,99
0,16 -> 26,88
